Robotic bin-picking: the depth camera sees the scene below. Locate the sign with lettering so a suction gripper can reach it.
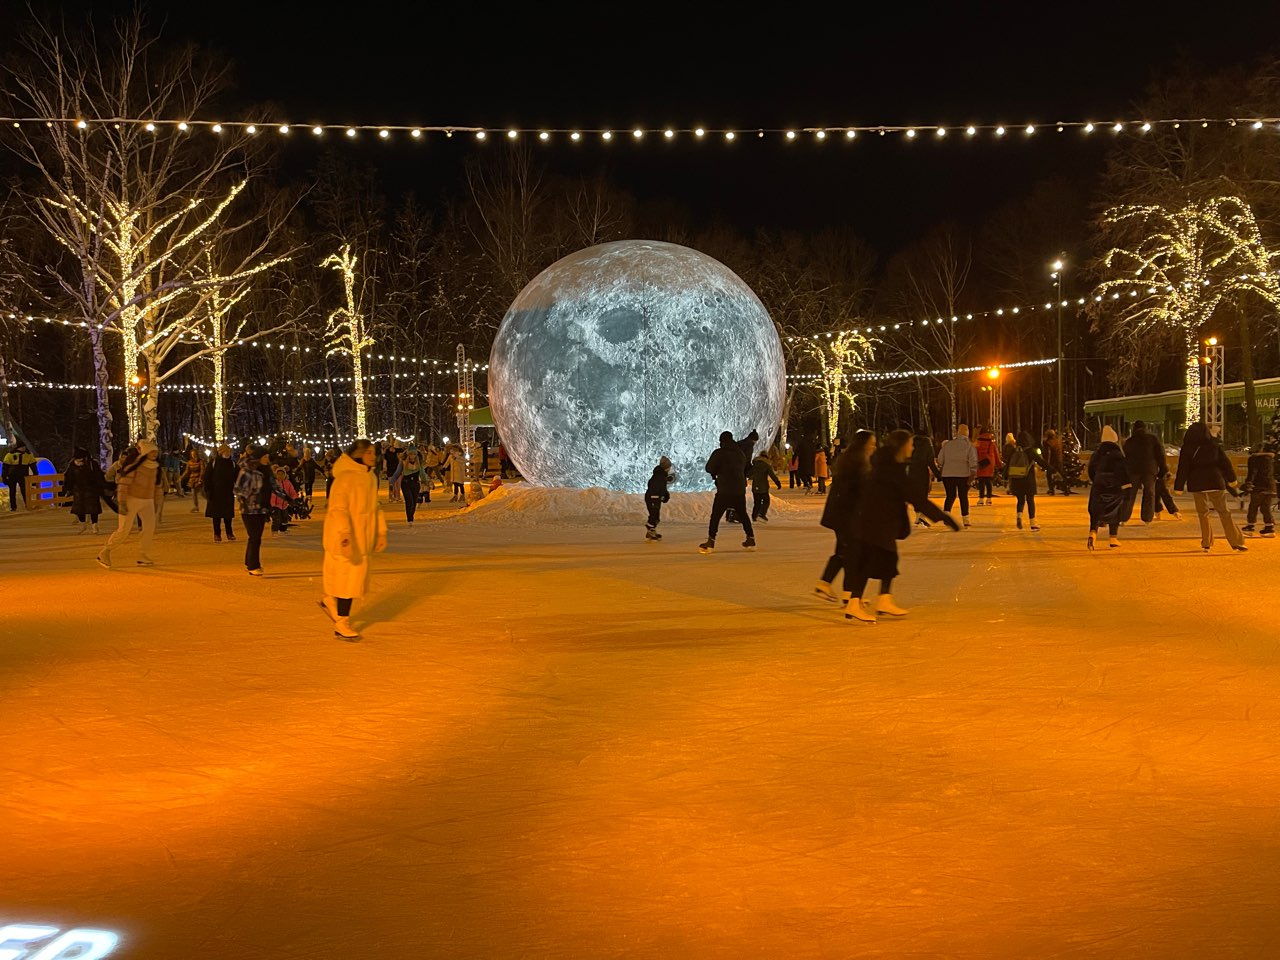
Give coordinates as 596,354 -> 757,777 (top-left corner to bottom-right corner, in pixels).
0,924 -> 119,960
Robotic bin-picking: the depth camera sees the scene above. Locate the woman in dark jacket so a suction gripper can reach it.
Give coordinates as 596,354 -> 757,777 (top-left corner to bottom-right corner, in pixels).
907,433 -> 942,527
815,429 -> 875,603
1086,426 -> 1132,550
844,430 -> 959,624
203,444 -> 238,543
1173,421 -> 1246,552
1007,430 -> 1052,532
63,447 -> 105,533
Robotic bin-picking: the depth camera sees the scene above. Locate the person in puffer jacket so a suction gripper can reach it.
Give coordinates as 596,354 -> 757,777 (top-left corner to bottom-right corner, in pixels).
1241,440 -> 1276,538
973,426 -> 1002,506
1086,426 -> 1131,550
1174,421 -> 1246,553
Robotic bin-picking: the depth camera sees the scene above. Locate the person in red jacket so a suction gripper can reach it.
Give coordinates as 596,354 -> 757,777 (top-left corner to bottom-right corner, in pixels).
973,425 -> 1002,506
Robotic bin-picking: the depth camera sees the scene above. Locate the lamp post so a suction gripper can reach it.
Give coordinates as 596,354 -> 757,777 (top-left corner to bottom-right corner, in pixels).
984,367 -> 1002,439
1051,258 -> 1065,433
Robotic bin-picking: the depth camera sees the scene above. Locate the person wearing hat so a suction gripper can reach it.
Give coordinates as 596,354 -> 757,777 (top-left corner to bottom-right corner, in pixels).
234,446 -> 278,575
97,439 -> 161,568
644,455 -> 674,541
64,447 -> 105,534
1085,425 -> 1133,550
699,431 -> 755,553
2,441 -> 37,511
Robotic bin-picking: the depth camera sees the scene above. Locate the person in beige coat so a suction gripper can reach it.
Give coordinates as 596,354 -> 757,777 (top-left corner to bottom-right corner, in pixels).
97,439 -> 164,569
318,439 -> 387,641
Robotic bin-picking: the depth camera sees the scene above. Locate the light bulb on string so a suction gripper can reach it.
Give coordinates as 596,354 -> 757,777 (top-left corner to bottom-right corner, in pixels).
845,129 -> 855,139
996,126 -> 1006,136
663,128 -> 674,139
507,128 -> 518,139
538,131 -> 549,141
476,130 -> 487,140
815,129 -> 826,140
602,130 -> 612,141
411,128 -> 421,138
965,125 -> 976,136
570,131 -> 581,141
279,124 -> 289,134
906,128 -> 916,138
246,124 -> 257,134
725,130 -> 735,140
378,129 -> 389,139
935,127 -> 945,137
1084,122 -> 1094,133
786,130 -> 796,140
694,127 -> 705,138
212,123 -> 222,133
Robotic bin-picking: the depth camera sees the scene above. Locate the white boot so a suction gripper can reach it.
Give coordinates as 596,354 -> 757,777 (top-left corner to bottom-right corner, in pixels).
334,616 -> 360,641
844,589 -> 877,624
813,580 -> 838,603
318,596 -> 338,623
77,521 -> 87,535
877,594 -> 909,617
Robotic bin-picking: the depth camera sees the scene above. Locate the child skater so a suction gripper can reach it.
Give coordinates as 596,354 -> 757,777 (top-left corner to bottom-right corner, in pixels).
644,456 -> 673,541
1242,439 -> 1276,537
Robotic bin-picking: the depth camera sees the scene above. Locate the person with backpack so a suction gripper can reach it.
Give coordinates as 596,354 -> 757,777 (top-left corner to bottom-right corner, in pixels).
1175,421 -> 1247,553
973,425 -> 1002,506
1006,431 -> 1051,531
936,424 -> 977,527
1086,426 -> 1133,550
1241,440 -> 1276,538
234,446 -> 280,576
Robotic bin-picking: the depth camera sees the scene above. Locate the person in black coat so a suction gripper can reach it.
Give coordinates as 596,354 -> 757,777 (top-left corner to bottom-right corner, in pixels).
1121,420 -> 1165,524
1086,425 -> 1132,549
724,428 -> 759,523
700,432 -> 753,552
300,450 -> 319,503
644,456 -> 673,541
203,444 -> 239,542
815,429 -> 875,602
1007,430 -> 1052,531
1242,441 -> 1276,537
1174,421 -> 1246,552
63,447 -> 105,533
844,430 -> 959,624
907,433 -> 942,527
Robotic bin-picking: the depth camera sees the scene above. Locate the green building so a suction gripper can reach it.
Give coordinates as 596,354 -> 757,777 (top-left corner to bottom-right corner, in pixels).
1083,377 -> 1280,448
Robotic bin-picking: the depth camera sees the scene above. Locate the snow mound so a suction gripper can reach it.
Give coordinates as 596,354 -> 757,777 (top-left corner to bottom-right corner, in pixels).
444,484 -> 803,527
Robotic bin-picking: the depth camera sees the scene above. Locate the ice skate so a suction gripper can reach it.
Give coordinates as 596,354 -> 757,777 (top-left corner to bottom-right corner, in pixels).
813,580 -> 839,603
644,528 -> 662,542
1030,522 -> 1041,532
1016,513 -> 1023,530
755,515 -> 768,523
1262,526 -> 1275,538
915,516 -> 931,528
214,534 -> 222,543
876,594 -> 909,617
698,539 -> 715,554
318,596 -> 338,623
1087,532 -> 1096,551
136,557 -> 155,566
334,617 -> 360,641
227,532 -> 236,541
1109,537 -> 1120,549
844,599 -> 876,624
1243,524 -> 1256,537
742,537 -> 756,550
95,551 -> 111,569
1232,544 -> 1249,552
76,522 -> 87,534
91,522 -> 99,534
962,516 -> 971,528
248,568 -> 264,577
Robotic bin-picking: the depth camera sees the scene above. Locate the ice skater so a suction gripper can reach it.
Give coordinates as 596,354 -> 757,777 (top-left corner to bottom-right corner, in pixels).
816,429 -> 875,603
1242,440 -> 1276,537
1007,430 -> 1051,532
204,444 -> 238,542
1121,420 -> 1164,525
699,431 -> 754,553
937,424 -> 976,527
973,425 -> 1001,505
97,439 -> 162,569
319,439 -> 388,641
750,451 -> 782,522
644,456 -> 673,541
908,432 -> 942,527
1086,426 -> 1132,550
64,447 -> 105,534
1174,421 -> 1247,553
843,430 -> 959,624
234,446 -> 278,575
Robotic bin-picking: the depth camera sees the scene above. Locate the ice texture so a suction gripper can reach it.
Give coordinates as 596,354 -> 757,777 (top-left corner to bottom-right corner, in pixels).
488,241 -> 786,492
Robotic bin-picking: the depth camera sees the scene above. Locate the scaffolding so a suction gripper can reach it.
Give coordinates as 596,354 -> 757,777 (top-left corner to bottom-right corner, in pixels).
1204,339 -> 1225,436
455,344 -> 479,490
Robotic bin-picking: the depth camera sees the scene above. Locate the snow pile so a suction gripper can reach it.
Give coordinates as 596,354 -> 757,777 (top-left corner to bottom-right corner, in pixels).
444,483 -> 804,527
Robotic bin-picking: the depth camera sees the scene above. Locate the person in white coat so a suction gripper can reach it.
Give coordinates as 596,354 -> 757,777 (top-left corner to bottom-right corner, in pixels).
318,439 -> 387,641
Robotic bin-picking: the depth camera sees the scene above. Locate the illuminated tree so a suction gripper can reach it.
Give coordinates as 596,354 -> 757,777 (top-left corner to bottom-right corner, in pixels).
323,244 -> 374,437
805,330 -> 874,443
1093,196 -> 1280,427
5,12 -> 283,448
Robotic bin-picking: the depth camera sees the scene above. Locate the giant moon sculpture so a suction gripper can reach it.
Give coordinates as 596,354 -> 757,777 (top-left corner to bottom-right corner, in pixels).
489,240 -> 786,492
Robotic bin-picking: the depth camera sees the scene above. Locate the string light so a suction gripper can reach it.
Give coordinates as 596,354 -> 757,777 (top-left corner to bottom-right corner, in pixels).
786,357 -> 1057,382
14,116 -> 1272,146
785,295 -> 1093,342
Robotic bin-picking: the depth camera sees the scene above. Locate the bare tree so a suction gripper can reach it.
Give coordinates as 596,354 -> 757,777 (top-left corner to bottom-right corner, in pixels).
4,11 -> 288,445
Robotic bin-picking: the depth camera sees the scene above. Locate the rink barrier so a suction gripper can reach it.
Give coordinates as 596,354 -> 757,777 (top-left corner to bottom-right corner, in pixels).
23,472 -> 69,510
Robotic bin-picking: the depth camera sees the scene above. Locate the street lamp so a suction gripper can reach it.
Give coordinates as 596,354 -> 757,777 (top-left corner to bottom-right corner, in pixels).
985,367 -> 1002,439
1050,258 -> 1065,432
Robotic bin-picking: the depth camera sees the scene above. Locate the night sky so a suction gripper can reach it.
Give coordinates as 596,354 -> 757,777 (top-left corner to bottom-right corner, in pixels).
25,2 -> 1280,253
